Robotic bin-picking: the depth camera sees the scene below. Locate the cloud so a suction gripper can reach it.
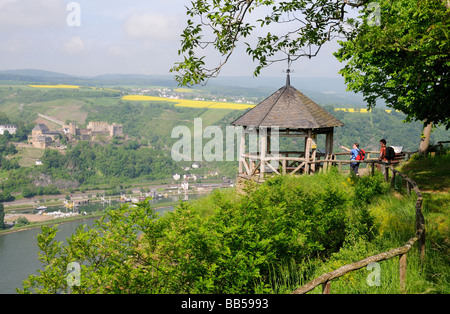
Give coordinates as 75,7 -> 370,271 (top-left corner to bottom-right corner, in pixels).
0,0 -> 66,30
108,45 -> 133,58
124,13 -> 180,42
63,36 -> 85,54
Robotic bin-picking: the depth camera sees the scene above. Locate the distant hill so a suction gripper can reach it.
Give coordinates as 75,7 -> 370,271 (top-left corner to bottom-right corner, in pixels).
0,69 -> 74,79
0,69 -> 375,107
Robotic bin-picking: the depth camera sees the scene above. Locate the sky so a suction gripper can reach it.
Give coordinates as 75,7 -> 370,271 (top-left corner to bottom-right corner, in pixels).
0,0 -> 347,80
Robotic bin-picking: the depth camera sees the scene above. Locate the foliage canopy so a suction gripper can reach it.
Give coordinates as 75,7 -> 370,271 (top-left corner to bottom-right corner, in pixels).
19,171 -> 388,294
335,0 -> 450,128
172,0 -> 450,127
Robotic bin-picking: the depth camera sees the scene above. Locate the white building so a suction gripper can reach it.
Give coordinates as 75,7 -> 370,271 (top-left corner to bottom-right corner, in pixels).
0,124 -> 17,135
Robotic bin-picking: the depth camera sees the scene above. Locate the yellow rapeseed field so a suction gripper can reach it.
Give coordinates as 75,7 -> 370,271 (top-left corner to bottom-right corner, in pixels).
334,108 -> 399,114
122,94 -> 255,110
175,100 -> 212,108
122,95 -> 170,102
207,103 -> 255,110
29,85 -> 80,89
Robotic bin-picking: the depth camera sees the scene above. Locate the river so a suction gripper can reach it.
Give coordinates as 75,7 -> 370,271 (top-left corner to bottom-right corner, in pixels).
0,194 -> 204,294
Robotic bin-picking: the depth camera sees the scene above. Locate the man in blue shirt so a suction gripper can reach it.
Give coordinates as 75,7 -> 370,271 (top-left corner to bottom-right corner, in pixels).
340,143 -> 361,176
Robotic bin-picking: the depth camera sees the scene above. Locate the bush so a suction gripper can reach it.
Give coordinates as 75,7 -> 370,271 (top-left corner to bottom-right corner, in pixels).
20,171 -> 391,294
353,174 -> 389,205
15,216 -> 30,227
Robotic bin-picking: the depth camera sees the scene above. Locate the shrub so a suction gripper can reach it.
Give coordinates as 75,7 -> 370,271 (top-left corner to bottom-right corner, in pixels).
353,174 -> 388,205
15,217 -> 30,227
20,171 -> 392,294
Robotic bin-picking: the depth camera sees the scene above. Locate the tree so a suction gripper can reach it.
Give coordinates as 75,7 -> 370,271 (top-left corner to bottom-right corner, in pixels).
172,0 -> 450,130
335,0 -> 450,129
0,190 -> 14,202
171,0 -> 369,86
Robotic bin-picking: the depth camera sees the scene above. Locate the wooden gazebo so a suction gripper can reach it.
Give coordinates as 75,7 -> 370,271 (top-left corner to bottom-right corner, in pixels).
232,74 -> 344,180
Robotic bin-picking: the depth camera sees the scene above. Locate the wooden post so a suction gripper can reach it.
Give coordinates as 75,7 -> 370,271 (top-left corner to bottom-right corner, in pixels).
311,148 -> 317,173
325,131 -> 334,158
304,130 -> 312,174
420,229 -> 426,263
406,181 -> 411,195
382,164 -> 389,182
399,254 -> 407,291
322,281 -> 331,294
239,127 -> 246,174
391,169 -> 396,188
371,161 -> 375,176
259,127 -> 267,179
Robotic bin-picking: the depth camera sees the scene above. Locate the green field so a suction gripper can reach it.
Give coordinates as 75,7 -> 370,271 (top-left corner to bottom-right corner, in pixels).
16,147 -> 44,167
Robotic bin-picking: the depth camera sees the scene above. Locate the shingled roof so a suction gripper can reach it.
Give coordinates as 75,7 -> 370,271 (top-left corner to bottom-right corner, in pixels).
232,81 -> 344,129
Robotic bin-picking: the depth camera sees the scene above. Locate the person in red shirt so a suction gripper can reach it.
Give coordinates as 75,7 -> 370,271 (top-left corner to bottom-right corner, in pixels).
377,139 -> 388,172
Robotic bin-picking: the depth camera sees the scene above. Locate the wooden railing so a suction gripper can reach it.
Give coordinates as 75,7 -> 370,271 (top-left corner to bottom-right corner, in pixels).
292,162 -> 425,294
239,150 -> 417,178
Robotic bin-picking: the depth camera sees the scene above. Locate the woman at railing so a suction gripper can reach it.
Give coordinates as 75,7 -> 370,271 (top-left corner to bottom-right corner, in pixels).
340,143 -> 361,176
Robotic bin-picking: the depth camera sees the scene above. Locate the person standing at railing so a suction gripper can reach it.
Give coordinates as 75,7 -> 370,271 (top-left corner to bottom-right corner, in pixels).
378,139 -> 388,162
340,143 -> 360,176
377,139 -> 388,172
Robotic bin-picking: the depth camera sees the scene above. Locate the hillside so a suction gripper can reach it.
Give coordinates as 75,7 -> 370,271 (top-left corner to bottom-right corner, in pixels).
0,69 -> 373,106
0,73 -> 448,189
18,154 -> 450,294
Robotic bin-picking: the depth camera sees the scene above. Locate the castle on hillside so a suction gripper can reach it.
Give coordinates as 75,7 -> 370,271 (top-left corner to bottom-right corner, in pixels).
30,124 -> 61,149
63,121 -> 123,141
30,121 -> 124,148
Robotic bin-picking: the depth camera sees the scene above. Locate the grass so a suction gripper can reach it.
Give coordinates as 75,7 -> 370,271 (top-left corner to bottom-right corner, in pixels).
249,155 -> 449,294
262,189 -> 449,294
15,147 -> 44,167
399,152 -> 450,192
24,99 -> 88,125
307,154 -> 449,294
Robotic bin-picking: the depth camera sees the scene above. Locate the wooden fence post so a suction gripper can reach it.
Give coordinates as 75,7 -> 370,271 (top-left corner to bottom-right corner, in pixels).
322,281 -> 331,294
383,164 -> 389,182
391,170 -> 396,188
399,254 -> 407,291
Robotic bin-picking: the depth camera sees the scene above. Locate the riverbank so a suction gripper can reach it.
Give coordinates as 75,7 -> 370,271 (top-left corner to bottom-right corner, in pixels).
3,180 -> 230,212
0,211 -> 105,236
0,197 -> 192,236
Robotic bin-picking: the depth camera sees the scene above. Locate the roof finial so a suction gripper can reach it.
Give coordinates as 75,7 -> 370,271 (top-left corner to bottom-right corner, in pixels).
285,55 -> 292,86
